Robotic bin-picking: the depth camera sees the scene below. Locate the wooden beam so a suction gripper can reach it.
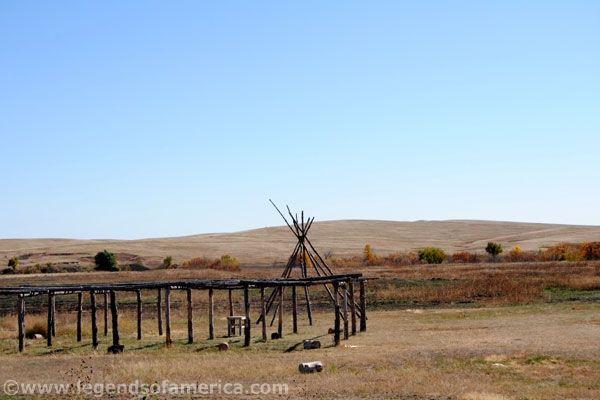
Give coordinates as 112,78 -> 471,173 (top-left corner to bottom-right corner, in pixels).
303,286 -> 313,326
359,280 -> 367,332
260,287 -> 267,341
228,289 -> 234,317
186,288 -> 193,344
50,293 -> 56,337
157,288 -> 163,336
291,286 -> 298,334
90,291 -> 98,349
103,292 -> 108,336
208,288 -> 214,340
277,287 -> 283,338
342,283 -> 349,340
18,295 -> 25,352
77,292 -> 83,342
110,290 -> 120,347
349,281 -> 357,336
333,282 -> 340,346
165,287 -> 172,346
243,286 -> 251,347
47,292 -> 54,347
136,290 -> 142,340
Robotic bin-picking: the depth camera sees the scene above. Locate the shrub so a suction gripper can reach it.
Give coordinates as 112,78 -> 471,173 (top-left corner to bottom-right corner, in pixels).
94,250 -> 118,271
485,242 -> 503,261
181,257 -> 213,269
451,251 -> 481,263
418,247 -> 446,264
163,256 -> 174,269
217,255 -> 240,271
7,257 -> 19,269
581,242 -> 600,260
541,243 -> 583,262
363,244 -> 379,266
381,251 -> 420,266
25,321 -> 47,339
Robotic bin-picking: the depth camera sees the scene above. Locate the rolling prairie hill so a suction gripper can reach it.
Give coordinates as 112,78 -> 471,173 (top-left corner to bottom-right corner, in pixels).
1,220 -> 599,268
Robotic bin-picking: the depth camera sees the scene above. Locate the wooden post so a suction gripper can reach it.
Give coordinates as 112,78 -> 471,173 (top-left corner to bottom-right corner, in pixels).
110,290 -> 120,347
208,288 -> 214,340
359,279 -> 367,332
228,289 -> 234,316
47,292 -> 53,347
77,292 -> 83,342
50,293 -> 56,337
165,287 -> 172,346
291,286 -> 298,334
17,295 -> 25,352
90,291 -> 98,349
333,282 -> 340,346
136,290 -> 142,340
260,287 -> 267,341
277,287 -> 283,338
157,288 -> 163,336
103,292 -> 108,336
349,281 -> 357,336
303,286 -> 313,326
243,286 -> 251,347
342,282 -> 349,340
187,288 -> 194,344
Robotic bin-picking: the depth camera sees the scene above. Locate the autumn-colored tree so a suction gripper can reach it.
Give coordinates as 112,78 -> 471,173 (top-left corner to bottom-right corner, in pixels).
363,244 -> 379,266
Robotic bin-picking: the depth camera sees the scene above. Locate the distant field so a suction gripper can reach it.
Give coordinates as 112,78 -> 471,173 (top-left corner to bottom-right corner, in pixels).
1,219 -> 600,269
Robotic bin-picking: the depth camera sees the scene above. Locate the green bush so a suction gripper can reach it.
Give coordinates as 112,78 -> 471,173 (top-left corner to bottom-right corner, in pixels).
418,247 -> 446,264
8,257 -> 19,269
485,242 -> 503,261
94,250 -> 118,271
163,256 -> 173,269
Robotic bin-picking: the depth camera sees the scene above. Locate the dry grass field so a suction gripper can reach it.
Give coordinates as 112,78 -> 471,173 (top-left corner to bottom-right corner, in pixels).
2,220 -> 600,267
1,261 -> 600,398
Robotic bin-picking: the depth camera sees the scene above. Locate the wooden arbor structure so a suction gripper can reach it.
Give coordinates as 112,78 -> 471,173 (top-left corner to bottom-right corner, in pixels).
2,274 -> 367,353
259,201 -> 365,329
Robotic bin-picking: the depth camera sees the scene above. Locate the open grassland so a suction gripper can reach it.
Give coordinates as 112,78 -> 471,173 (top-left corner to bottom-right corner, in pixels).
1,262 -> 600,398
1,304 -> 600,399
2,219 -> 600,268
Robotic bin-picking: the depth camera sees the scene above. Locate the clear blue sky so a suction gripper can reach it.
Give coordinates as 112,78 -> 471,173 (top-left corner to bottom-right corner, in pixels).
1,1 -> 599,239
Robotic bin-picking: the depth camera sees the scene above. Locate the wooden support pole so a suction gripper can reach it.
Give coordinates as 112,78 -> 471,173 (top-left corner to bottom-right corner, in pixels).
342,283 -> 349,340
157,288 -> 163,336
165,287 -> 172,346
18,295 -> 25,352
333,282 -> 340,346
228,289 -> 234,317
303,286 -> 313,326
103,292 -> 108,336
349,281 -> 357,336
243,286 -> 251,347
277,287 -> 283,338
187,288 -> 194,344
208,288 -> 214,340
359,280 -> 367,332
90,291 -> 98,349
260,287 -> 267,341
77,292 -> 83,342
136,290 -> 142,340
110,290 -> 120,347
47,292 -> 53,347
291,286 -> 298,334
51,293 -> 56,337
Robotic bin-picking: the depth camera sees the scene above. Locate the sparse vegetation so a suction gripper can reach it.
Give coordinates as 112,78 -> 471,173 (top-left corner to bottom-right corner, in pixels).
7,256 -> 19,270
181,254 -> 240,271
94,250 -> 118,271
